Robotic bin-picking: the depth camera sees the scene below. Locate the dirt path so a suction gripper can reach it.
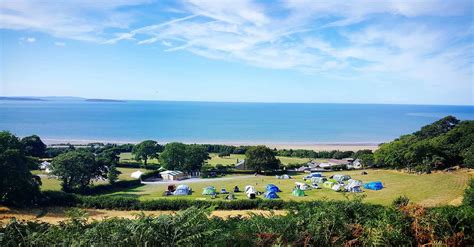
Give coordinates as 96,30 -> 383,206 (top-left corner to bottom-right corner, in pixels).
0,207 -> 286,225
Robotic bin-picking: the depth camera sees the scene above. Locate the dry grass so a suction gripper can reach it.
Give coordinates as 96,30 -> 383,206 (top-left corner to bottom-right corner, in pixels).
0,206 -> 286,225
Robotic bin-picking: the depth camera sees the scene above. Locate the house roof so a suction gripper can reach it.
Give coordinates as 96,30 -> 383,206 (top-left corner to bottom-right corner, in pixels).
328,159 -> 350,165
160,170 -> 184,176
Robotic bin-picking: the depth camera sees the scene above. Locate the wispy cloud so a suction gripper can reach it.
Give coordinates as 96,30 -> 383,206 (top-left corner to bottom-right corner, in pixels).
1,0 -> 473,95
54,41 -> 66,47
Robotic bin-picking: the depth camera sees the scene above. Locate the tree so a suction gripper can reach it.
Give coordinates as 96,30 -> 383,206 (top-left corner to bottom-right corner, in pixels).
160,142 -> 187,171
414,115 -> 459,139
20,135 -> 46,157
132,140 -> 160,166
0,131 -> 41,206
97,149 -> 121,184
185,144 -> 210,171
245,145 -> 281,173
51,150 -> 107,192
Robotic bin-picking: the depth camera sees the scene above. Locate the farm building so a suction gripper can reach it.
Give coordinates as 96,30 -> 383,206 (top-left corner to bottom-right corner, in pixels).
160,170 -> 185,181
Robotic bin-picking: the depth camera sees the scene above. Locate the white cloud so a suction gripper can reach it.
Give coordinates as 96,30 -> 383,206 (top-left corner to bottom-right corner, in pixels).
54,41 -> 66,46
26,37 -> 35,42
0,0 -> 150,42
2,0 -> 473,99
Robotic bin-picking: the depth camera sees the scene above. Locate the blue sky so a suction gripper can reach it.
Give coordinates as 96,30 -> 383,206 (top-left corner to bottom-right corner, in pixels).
1,0 -> 473,105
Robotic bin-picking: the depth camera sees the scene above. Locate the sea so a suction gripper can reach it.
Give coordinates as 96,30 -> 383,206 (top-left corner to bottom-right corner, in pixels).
0,100 -> 473,144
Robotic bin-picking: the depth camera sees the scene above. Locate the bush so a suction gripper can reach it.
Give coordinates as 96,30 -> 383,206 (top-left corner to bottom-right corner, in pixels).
392,195 -> 410,208
463,179 -> 474,207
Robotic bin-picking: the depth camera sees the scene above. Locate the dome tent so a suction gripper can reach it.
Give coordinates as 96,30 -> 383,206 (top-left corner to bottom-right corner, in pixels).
310,177 -> 327,184
266,184 -> 281,193
264,191 -> 279,199
245,185 -> 257,199
364,181 -> 383,190
174,184 -> 191,195
292,188 -> 305,197
333,174 -> 351,182
345,179 -> 363,193
202,186 -> 216,195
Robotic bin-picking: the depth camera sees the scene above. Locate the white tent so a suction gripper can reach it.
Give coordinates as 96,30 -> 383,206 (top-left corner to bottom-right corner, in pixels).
333,174 -> 351,182
40,161 -> 51,170
345,179 -> 363,192
295,182 -> 310,190
245,185 -> 257,194
332,184 -> 346,192
131,170 -> 143,179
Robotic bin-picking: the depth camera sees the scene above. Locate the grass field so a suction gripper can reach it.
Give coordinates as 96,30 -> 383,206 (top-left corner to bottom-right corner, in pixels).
120,152 -> 314,166
107,169 -> 472,207
33,167 -> 152,191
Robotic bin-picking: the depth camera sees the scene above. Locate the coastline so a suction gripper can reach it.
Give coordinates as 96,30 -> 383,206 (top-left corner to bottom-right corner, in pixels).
43,138 -> 380,151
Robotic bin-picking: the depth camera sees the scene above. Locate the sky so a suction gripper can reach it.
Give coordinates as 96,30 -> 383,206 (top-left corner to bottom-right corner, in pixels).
0,0 -> 473,105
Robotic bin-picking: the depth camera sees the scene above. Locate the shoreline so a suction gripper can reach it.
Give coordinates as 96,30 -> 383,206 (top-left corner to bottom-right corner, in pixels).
43,138 -> 380,151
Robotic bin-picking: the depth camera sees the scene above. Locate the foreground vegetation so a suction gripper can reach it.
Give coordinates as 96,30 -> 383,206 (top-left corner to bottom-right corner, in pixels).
1,199 -> 473,246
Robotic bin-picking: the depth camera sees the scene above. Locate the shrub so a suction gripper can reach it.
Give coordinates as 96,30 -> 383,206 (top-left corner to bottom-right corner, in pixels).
463,178 -> 474,207
392,195 -> 410,208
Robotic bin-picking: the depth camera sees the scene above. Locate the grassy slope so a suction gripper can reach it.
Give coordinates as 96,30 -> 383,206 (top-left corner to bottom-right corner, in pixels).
107,169 -> 472,207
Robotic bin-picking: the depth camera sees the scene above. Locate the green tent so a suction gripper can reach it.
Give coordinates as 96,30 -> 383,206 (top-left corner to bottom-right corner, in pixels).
292,188 -> 305,197
202,186 -> 216,195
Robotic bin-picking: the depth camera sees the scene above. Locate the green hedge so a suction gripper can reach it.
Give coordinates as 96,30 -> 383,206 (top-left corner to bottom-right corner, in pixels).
38,191 -> 317,210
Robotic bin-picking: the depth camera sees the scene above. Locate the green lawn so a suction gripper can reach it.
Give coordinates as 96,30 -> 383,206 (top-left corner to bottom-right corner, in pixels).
34,167 -> 153,191
106,169 -> 472,207
119,152 -> 160,164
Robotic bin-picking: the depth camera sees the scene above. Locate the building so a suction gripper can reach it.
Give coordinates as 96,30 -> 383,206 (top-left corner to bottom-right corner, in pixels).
347,158 -> 362,169
160,170 -> 185,181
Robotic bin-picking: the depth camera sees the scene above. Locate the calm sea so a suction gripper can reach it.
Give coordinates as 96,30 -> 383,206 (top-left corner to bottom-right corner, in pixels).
0,100 -> 473,144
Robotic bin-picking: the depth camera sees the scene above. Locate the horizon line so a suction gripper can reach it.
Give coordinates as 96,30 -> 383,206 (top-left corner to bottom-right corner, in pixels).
1,95 -> 473,107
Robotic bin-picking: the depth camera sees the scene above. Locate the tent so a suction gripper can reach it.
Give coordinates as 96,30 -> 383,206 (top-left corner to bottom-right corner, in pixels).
304,173 -> 322,179
364,181 -> 383,190
295,182 -> 310,190
279,174 -> 291,179
245,185 -> 257,199
345,179 -> 363,193
173,185 -> 191,195
131,170 -> 143,179
310,177 -> 327,184
264,191 -> 279,199
323,181 -> 337,189
245,185 -> 257,194
220,188 -> 229,194
331,184 -> 346,192
225,193 -> 236,200
292,188 -> 305,197
266,184 -> 281,193
333,174 -> 351,182
202,186 -> 217,195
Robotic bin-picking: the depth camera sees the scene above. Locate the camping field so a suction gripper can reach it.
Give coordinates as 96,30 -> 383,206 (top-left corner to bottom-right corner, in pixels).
33,167 -> 152,191
106,169 -> 472,207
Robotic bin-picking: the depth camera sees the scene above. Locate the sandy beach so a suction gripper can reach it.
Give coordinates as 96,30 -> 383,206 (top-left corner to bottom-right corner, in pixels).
43,138 -> 379,151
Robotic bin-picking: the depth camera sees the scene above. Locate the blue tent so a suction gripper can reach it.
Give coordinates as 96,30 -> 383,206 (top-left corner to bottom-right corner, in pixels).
173,185 -> 191,195
264,191 -> 279,199
266,184 -> 281,193
364,181 -> 384,190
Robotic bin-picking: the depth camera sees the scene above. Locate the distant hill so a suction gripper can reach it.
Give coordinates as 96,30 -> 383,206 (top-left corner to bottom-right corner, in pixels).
85,98 -> 126,102
0,97 -> 45,101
